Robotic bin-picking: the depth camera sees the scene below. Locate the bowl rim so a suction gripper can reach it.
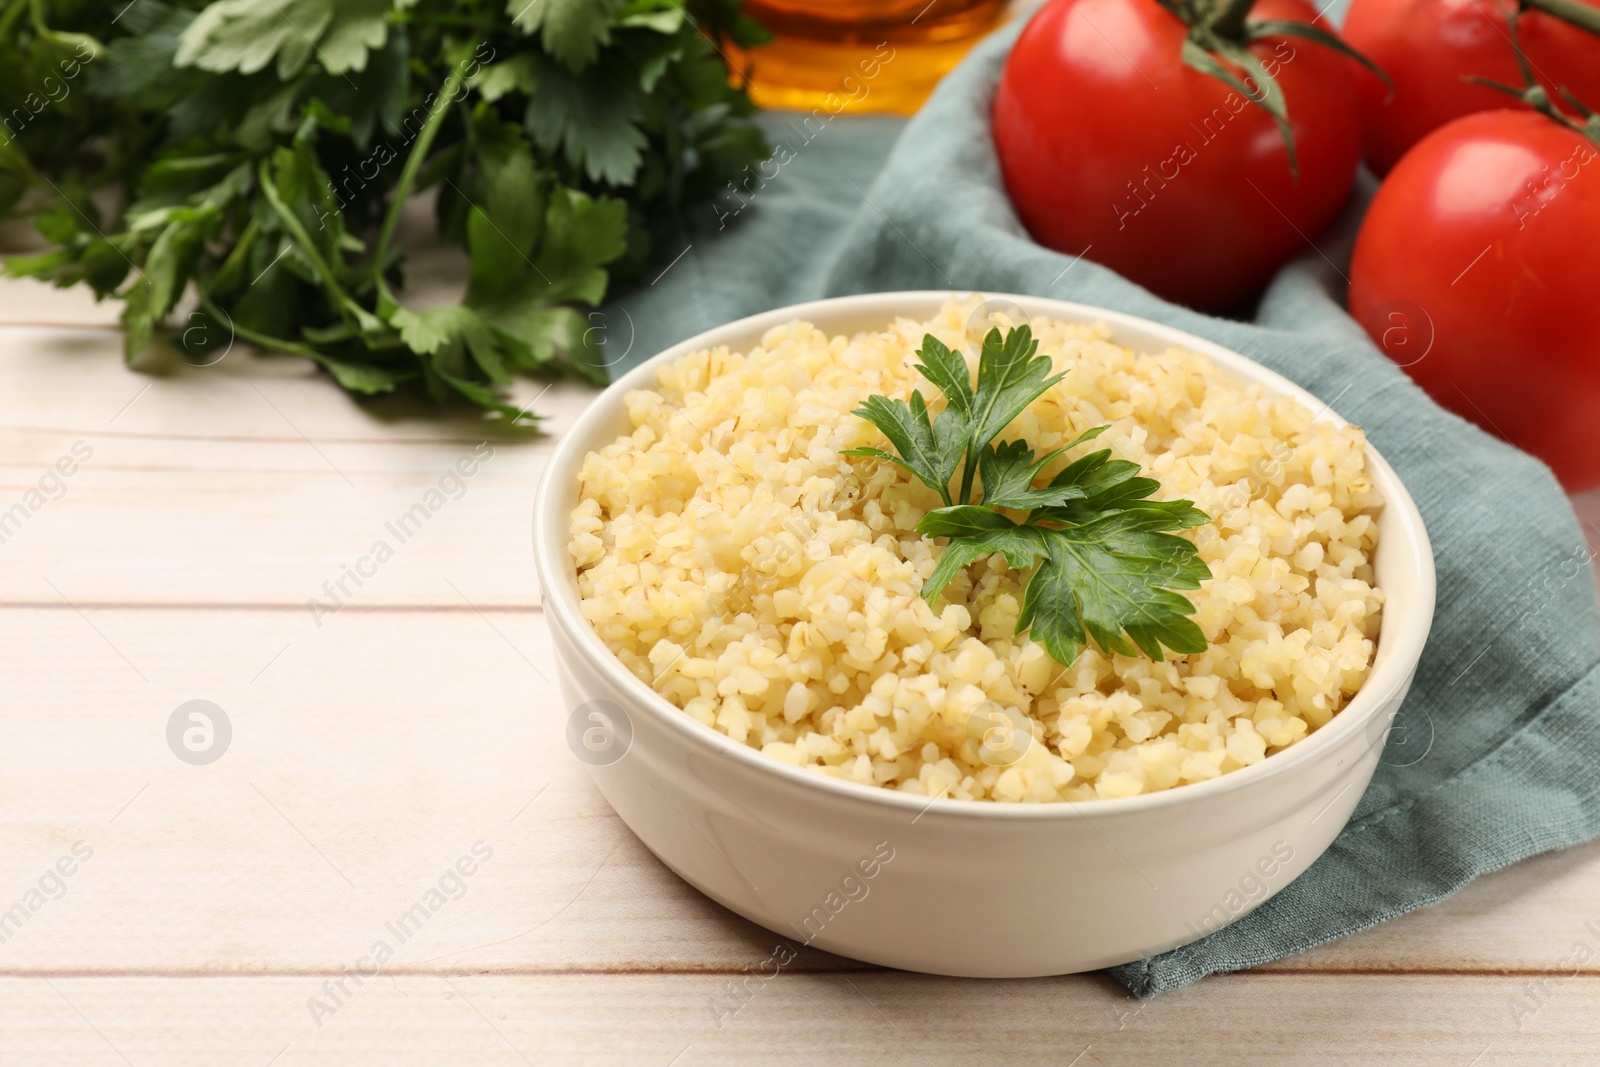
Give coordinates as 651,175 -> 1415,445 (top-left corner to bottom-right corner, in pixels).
532,290 -> 1437,822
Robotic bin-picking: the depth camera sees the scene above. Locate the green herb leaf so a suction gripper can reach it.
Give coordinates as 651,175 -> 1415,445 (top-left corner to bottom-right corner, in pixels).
913,333 -> 975,419
976,426 -> 1108,511
968,325 -> 1065,456
918,508 -> 1048,571
842,391 -> 959,506
955,324 -> 1065,503
524,55 -> 649,186
473,54 -> 539,103
916,504 -> 1018,539
920,518 -> 1050,602
306,353 -> 408,394
175,0 -> 390,79
846,325 -> 1212,668
509,0 -> 625,71
121,220 -> 203,362
1018,509 -> 1211,665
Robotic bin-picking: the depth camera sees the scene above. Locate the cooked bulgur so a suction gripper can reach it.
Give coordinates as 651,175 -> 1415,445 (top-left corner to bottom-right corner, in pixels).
569,299 -> 1384,802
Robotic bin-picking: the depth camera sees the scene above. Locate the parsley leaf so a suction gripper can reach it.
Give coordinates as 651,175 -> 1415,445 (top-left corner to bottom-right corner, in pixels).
969,325 -> 1065,449
975,427 -> 1107,511
912,333 -> 975,419
509,0 -> 624,71
175,0 -> 391,79
845,327 -> 1069,508
524,55 -> 649,186
849,326 -> 1213,668
1019,510 -> 1210,665
918,512 -> 1049,601
843,390 -> 965,507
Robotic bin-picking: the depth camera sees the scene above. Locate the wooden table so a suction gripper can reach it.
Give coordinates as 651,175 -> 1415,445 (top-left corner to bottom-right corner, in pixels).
4,271 -> 1600,1066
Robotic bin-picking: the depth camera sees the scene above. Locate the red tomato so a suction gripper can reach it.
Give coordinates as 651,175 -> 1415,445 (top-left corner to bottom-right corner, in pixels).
1344,0 -> 1600,176
1349,110 -> 1600,490
992,0 -> 1362,311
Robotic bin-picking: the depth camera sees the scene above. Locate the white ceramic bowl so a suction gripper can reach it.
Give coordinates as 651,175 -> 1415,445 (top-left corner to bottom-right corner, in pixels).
532,291 -> 1435,978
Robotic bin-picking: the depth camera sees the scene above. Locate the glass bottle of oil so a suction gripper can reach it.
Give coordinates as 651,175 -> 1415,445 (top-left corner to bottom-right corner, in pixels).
725,0 -> 1009,115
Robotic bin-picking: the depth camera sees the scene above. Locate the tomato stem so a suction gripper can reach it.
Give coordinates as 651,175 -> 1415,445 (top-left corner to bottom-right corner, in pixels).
1469,9 -> 1600,149
1175,0 -> 1387,182
1520,0 -> 1600,38
1208,0 -> 1259,37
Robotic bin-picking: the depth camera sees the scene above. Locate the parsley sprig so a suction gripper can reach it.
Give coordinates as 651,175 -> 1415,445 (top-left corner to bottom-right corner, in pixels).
844,327 -> 1213,668
0,0 -> 769,420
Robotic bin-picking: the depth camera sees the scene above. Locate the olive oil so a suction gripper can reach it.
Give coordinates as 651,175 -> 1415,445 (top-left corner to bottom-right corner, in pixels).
725,0 -> 1008,114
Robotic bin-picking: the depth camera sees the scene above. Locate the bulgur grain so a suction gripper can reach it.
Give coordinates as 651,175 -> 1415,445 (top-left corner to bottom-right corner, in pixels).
570,298 -> 1383,802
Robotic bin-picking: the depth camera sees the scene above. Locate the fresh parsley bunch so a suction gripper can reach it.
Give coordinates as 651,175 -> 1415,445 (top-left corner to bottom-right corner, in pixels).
844,326 -> 1214,668
0,0 -> 769,419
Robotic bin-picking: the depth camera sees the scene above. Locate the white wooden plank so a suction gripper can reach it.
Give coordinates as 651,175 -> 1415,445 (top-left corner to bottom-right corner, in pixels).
0,277 -> 119,329
0,445 -> 557,608
0,607 -> 831,975
1,972 -> 1594,1066
0,329 -> 611,607
3,605 -> 1600,978
0,326 -> 598,443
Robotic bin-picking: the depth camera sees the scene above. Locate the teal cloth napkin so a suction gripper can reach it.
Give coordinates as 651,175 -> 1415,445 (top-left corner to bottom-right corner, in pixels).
598,18 -> 1600,996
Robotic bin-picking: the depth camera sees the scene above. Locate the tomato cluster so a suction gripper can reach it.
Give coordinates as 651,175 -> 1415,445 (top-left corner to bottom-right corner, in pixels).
993,0 -> 1600,489
1345,0 -> 1600,489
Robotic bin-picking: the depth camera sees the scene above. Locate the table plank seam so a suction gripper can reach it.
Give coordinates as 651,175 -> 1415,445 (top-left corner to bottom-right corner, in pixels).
0,601 -> 543,614
0,966 -> 1586,979
0,424 -> 554,447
